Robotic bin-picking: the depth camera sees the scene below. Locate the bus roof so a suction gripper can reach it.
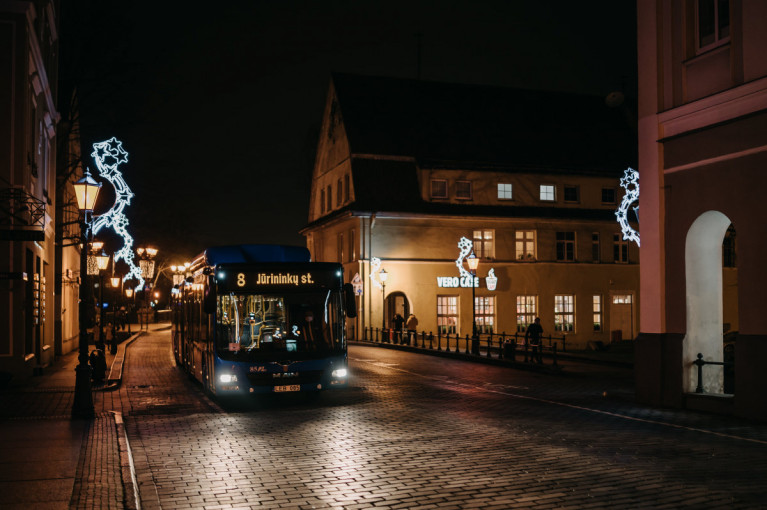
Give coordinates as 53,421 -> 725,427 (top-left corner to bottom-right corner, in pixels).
201,244 -> 311,266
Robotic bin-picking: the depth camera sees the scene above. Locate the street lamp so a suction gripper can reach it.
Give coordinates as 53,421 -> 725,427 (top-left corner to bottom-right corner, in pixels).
379,268 -> 388,332
91,249 -> 110,351
110,276 -> 121,354
124,287 -> 134,335
137,246 -> 158,330
72,170 -> 102,419
466,252 -> 479,339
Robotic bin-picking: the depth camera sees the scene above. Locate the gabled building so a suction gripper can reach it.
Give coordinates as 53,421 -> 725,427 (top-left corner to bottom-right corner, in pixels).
302,73 -> 638,349
636,0 -> 767,420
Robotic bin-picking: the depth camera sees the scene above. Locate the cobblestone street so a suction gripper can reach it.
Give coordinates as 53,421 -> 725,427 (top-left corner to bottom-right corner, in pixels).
2,326 -> 766,509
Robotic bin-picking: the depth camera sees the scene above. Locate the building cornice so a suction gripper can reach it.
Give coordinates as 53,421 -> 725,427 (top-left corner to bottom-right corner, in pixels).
658,76 -> 767,139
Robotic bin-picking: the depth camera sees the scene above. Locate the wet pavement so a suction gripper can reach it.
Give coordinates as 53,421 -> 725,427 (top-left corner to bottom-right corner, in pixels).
1,325 -> 766,509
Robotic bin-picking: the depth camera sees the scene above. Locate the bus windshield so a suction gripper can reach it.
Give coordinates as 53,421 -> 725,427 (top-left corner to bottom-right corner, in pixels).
215,289 -> 345,361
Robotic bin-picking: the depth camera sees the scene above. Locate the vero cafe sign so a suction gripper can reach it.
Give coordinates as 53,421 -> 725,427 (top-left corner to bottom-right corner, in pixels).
436,237 -> 498,291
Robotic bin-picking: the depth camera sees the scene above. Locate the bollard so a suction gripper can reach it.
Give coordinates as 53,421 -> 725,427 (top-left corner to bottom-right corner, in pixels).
437,330 -> 441,351
524,339 -> 529,363
694,353 -> 705,393
466,334 -> 471,355
428,332 -> 433,349
486,334 -> 492,358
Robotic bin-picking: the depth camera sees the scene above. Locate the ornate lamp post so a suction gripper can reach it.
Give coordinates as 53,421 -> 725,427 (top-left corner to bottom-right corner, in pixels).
124,287 -> 133,334
379,268 -> 388,332
91,248 -> 110,351
136,247 -> 158,330
466,252 -> 479,339
110,276 -> 121,354
72,170 -> 102,419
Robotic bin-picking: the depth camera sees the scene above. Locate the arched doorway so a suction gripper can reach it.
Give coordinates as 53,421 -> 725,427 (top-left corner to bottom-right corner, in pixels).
385,291 -> 410,325
683,210 -> 733,394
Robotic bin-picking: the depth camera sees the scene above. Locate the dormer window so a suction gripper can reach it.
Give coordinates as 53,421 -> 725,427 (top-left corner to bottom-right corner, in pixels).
430,179 -> 448,199
456,180 -> 472,200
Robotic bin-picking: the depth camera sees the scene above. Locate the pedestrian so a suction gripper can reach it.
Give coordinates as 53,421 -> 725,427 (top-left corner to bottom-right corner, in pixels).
406,313 -> 418,345
392,313 -> 405,344
525,317 -> 544,363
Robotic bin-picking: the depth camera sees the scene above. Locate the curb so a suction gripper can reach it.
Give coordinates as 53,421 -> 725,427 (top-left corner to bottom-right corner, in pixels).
92,332 -> 143,392
112,411 -> 140,510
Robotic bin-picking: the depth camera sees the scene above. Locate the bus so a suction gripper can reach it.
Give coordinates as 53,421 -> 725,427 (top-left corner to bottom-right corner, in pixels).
171,244 -> 356,397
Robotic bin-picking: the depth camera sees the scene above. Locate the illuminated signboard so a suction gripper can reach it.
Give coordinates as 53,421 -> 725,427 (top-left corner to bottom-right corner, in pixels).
215,263 -> 342,292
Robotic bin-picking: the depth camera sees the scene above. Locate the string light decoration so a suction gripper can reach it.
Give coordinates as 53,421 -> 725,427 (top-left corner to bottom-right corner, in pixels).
615,167 -> 640,247
369,257 -> 382,289
89,137 -> 144,288
455,237 -> 474,279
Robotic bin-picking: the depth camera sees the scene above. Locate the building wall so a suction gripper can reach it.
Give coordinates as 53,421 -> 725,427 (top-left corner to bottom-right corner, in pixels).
636,0 -> 767,419
0,1 -> 60,381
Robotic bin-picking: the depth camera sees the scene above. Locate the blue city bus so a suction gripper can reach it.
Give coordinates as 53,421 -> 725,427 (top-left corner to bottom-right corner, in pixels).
171,244 -> 356,397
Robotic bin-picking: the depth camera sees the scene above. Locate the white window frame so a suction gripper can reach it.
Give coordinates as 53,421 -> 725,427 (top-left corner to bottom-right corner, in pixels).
556,231 -> 576,262
613,233 -> 628,263
592,295 -> 602,332
540,184 -> 556,202
554,294 -> 575,332
696,0 -> 730,53
592,232 -> 600,263
497,183 -> 513,200
516,295 -> 537,332
473,229 -> 495,259
475,296 -> 495,334
437,295 -> 458,334
515,230 -> 536,261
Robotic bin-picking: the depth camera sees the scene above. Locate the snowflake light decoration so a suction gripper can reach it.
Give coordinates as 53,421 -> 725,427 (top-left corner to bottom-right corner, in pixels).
615,167 -> 640,247
90,137 -> 144,288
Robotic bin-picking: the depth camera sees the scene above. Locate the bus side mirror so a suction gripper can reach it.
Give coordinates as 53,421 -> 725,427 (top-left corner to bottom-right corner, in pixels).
204,276 -> 217,315
343,283 -> 357,318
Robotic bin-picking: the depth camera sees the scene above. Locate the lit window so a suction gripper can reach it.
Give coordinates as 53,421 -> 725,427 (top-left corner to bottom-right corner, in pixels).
592,232 -> 600,263
437,295 -> 458,334
564,185 -> 579,203
516,295 -> 537,332
556,232 -> 576,261
601,188 -> 616,204
456,180 -> 472,200
475,296 -> 495,334
431,179 -> 448,199
540,185 -> 556,201
554,295 -> 575,332
697,0 -> 730,52
473,230 -> 494,259
612,294 -> 633,304
613,233 -> 628,263
593,295 -> 602,332
515,230 -> 536,261
498,183 -> 513,200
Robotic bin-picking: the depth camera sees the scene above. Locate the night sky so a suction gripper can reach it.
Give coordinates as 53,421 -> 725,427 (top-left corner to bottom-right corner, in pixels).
62,1 -> 637,264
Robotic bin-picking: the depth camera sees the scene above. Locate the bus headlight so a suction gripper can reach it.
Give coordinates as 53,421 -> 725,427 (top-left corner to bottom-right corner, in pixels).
219,374 -> 237,383
331,368 -> 347,378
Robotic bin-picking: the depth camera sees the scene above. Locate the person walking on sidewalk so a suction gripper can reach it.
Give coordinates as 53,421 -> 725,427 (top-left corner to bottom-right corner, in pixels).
406,314 -> 418,345
525,317 -> 544,363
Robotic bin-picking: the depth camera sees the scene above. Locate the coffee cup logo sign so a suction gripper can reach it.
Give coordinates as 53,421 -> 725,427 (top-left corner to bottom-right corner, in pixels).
436,237 -> 497,290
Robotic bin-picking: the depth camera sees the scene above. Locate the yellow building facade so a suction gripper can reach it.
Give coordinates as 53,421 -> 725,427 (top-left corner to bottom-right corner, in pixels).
303,74 -> 639,350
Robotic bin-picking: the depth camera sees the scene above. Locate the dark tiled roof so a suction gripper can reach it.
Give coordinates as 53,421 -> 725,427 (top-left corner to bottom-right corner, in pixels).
332,73 -> 637,173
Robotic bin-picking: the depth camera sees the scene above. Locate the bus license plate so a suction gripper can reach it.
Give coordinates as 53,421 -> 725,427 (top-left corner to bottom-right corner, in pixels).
274,385 -> 300,393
